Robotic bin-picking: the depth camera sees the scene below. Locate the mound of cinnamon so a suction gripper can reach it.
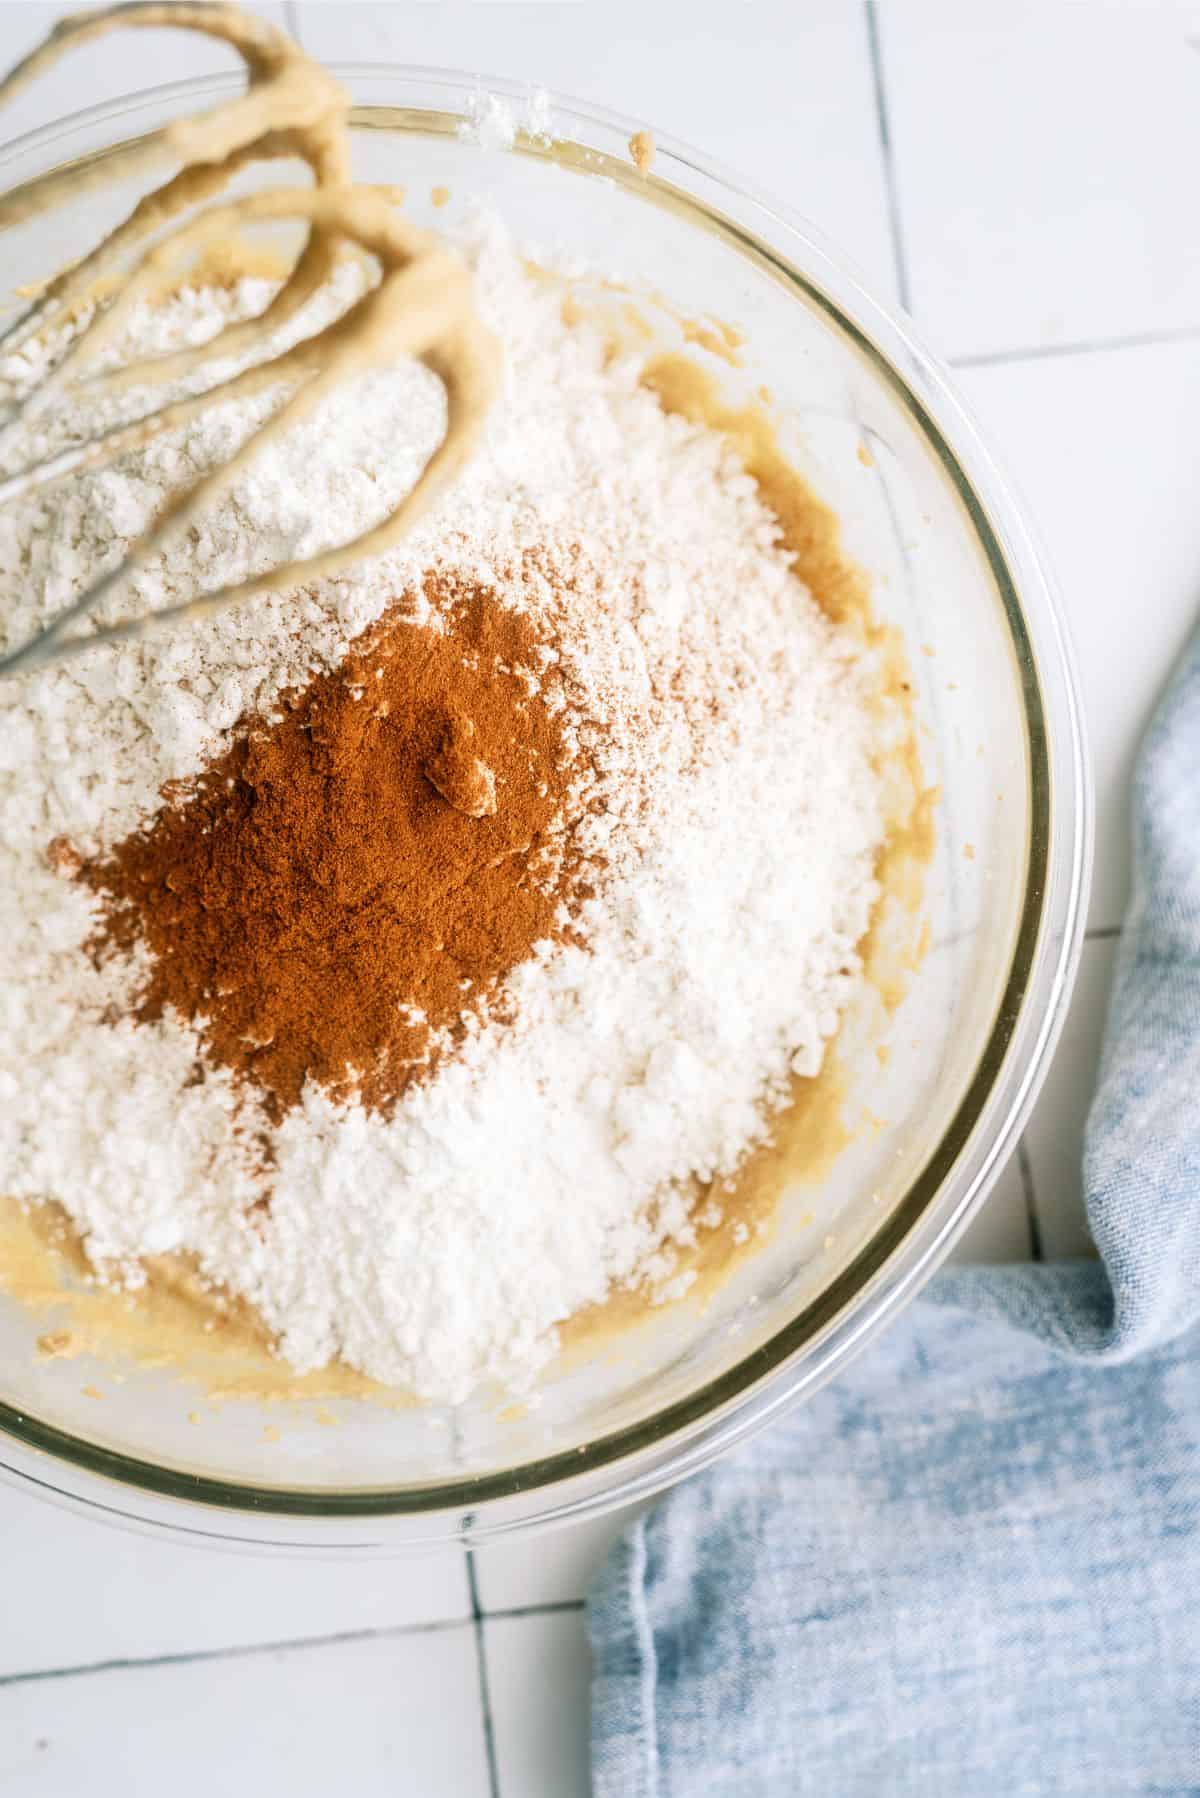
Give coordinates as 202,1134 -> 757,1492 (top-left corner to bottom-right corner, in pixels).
80,574 -> 599,1119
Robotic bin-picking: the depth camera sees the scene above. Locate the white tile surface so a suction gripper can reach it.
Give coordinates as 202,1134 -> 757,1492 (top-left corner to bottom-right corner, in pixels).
294,0 -> 898,297
1022,936 -> 1119,1260
957,338 -> 1200,931
882,0 -> 1200,358
0,1625 -> 490,1798
475,1506 -> 639,1612
0,1 -> 287,149
486,1610 -> 592,1798
0,1481 -> 469,1678
948,1153 -> 1033,1265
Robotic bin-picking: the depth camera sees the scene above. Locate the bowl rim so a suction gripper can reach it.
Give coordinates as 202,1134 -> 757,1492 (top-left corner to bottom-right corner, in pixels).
0,64 -> 1092,1537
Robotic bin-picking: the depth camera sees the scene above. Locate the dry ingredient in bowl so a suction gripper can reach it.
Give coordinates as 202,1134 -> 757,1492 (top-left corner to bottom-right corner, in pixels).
0,217 -> 891,1403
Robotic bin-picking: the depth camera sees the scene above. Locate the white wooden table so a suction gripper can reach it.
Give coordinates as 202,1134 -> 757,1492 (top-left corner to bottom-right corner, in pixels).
1,3 -> 1197,1791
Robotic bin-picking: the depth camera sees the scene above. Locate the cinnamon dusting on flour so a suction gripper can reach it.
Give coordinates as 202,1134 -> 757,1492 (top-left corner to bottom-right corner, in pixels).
81,571 -> 604,1121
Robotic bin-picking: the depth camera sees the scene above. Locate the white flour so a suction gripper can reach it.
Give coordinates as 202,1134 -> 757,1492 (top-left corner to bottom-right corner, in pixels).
0,220 -> 889,1403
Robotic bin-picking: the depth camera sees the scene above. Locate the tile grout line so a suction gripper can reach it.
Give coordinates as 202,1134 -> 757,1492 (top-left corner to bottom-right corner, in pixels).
1016,1138 -> 1044,1264
950,321 -> 1200,371
0,1615 -> 469,1694
0,1596 -> 584,1695
487,1598 -> 585,1621
863,0 -> 911,314
466,1545 -> 502,1798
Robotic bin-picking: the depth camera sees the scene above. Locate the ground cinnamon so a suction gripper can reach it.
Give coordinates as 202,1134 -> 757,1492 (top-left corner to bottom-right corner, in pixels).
81,572 -> 598,1119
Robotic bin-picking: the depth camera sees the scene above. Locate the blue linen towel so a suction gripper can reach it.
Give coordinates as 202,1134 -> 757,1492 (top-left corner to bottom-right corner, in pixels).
589,628 -> 1200,1796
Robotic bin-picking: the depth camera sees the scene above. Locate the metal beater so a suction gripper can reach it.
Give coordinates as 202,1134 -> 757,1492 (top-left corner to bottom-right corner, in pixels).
0,2 -> 499,677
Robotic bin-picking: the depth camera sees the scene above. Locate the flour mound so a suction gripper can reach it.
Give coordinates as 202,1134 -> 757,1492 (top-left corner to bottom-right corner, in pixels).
0,219 -> 888,1403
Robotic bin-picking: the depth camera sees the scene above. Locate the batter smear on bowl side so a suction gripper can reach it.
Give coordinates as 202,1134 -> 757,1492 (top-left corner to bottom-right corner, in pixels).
0,213 -> 918,1404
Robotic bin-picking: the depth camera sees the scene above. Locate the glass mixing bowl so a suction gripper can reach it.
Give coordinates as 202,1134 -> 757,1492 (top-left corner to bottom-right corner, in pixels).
0,67 -> 1090,1548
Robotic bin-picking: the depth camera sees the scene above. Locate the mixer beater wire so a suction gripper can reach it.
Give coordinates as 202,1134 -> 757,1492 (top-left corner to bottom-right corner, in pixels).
0,2 -> 499,678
